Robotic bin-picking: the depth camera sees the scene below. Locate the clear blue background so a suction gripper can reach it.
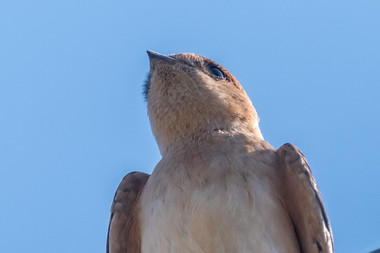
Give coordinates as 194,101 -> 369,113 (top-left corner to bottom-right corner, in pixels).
1,1 -> 379,252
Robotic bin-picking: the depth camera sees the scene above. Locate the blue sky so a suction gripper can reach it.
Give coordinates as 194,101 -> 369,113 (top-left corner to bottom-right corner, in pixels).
1,1 -> 379,252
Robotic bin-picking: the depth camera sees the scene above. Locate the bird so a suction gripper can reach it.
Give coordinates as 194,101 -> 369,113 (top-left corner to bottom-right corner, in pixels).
107,51 -> 334,253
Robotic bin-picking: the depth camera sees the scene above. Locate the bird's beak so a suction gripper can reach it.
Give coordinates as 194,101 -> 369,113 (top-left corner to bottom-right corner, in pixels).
147,50 -> 179,68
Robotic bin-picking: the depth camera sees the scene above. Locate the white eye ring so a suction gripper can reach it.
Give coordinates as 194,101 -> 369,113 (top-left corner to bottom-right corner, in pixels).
210,67 -> 225,79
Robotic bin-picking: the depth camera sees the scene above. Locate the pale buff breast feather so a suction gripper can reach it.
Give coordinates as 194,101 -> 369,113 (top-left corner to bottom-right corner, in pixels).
107,51 -> 334,253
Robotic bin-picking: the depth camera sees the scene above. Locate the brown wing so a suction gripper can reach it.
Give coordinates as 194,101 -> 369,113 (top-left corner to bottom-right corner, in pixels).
107,171 -> 150,253
276,143 -> 334,253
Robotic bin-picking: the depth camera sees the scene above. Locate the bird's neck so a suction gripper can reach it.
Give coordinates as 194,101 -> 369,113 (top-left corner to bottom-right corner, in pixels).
153,123 -> 265,156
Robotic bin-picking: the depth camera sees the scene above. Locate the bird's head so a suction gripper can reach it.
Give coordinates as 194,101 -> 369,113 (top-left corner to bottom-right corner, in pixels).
144,51 -> 263,155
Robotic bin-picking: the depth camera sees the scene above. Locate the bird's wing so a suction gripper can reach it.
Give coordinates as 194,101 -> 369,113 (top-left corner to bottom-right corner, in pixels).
276,143 -> 334,253
107,171 -> 150,253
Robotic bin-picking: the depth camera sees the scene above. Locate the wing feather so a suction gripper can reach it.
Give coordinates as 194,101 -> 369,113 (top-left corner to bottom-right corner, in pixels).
107,171 -> 149,253
276,143 -> 333,253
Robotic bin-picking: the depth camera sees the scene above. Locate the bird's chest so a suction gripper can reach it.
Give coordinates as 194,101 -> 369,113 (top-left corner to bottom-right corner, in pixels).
140,158 -> 299,253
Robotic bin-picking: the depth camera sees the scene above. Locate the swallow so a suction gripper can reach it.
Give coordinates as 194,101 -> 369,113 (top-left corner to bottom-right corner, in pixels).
107,51 -> 334,253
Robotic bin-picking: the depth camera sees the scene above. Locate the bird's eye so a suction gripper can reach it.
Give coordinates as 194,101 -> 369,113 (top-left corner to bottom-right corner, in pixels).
210,67 -> 225,79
